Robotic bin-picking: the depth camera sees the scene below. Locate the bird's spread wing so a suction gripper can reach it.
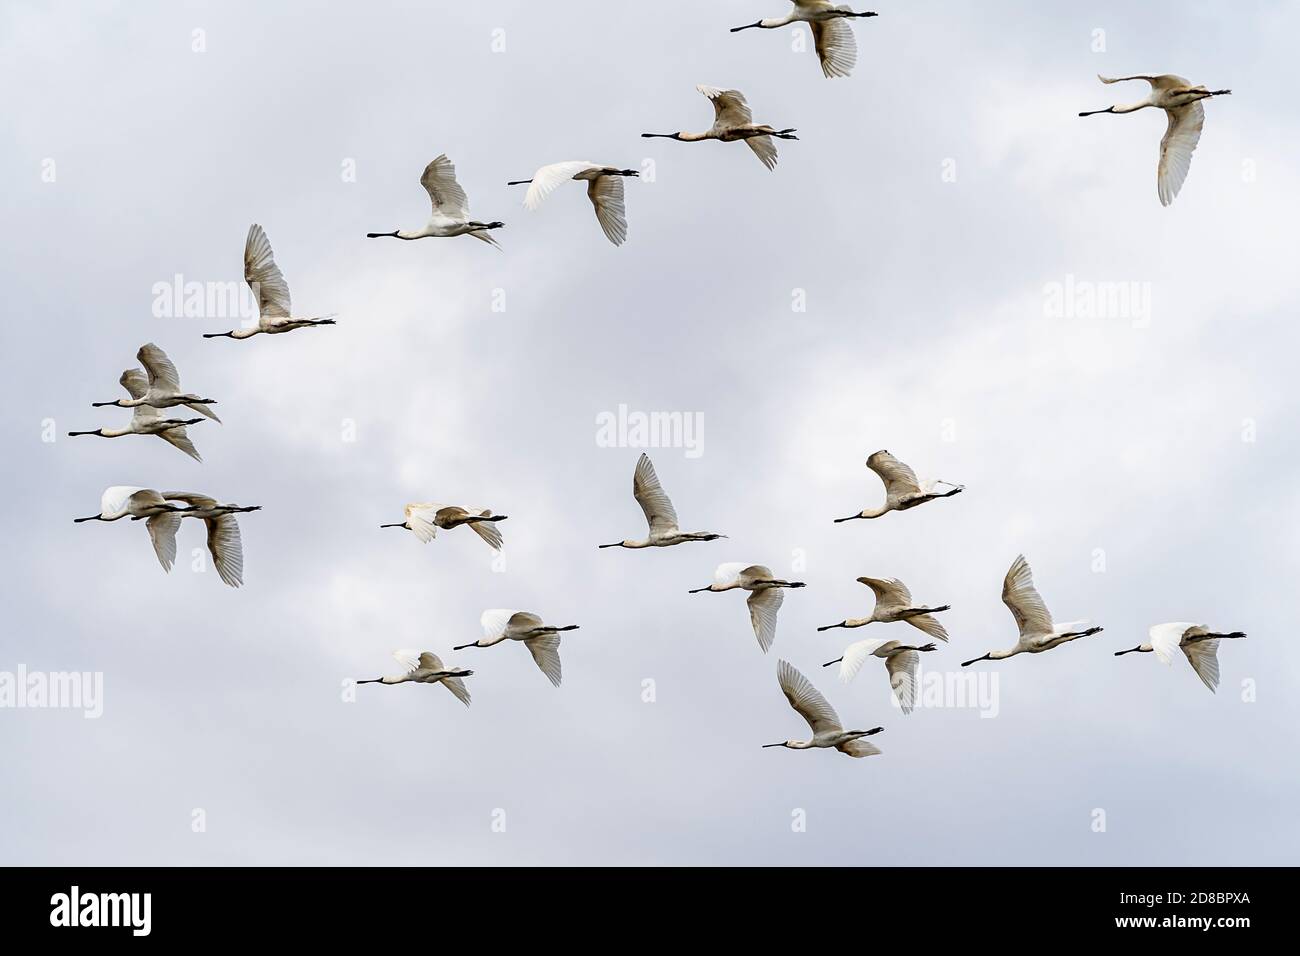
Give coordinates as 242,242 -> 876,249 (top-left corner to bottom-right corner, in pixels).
391,649 -> 422,672
480,609 -> 518,641
417,651 -> 447,672
1147,622 -> 1193,665
206,514 -> 244,587
866,451 -> 922,497
886,649 -> 921,715
157,425 -> 201,462
811,17 -> 857,78
146,512 -> 180,572
1158,101 -> 1204,207
467,511 -> 503,551
119,368 -> 148,399
745,135 -> 778,170
526,633 -> 563,686
137,343 -> 181,392
1099,73 -> 1190,90
905,612 -> 949,642
839,738 -> 881,757
1002,554 -> 1053,637
186,402 -> 220,422
836,638 -> 890,684
1182,638 -> 1221,693
777,659 -> 841,735
523,161 -> 595,210
420,154 -> 470,219
244,223 -> 292,319
587,174 -> 628,246
712,562 -> 749,587
161,490 -> 217,508
748,587 -> 784,653
857,575 -> 912,608
403,504 -> 440,543
125,488 -> 166,510
632,453 -> 678,534
442,674 -> 472,706
697,85 -> 753,129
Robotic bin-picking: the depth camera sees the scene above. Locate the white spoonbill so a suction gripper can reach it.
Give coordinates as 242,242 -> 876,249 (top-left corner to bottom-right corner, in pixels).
835,450 -> 963,522
355,650 -> 473,706
92,344 -> 219,422
599,453 -> 725,549
1115,622 -> 1247,693
69,386 -> 204,461
73,486 -> 193,572
961,555 -> 1103,666
821,638 -> 937,715
1079,74 -> 1231,206
203,224 -> 336,339
366,154 -> 504,246
816,576 -> 950,641
689,563 -> 805,653
763,659 -> 883,757
642,85 -> 798,171
163,492 -> 259,588
380,503 -> 507,552
730,3 -> 878,79
452,610 -> 579,687
506,162 -> 638,246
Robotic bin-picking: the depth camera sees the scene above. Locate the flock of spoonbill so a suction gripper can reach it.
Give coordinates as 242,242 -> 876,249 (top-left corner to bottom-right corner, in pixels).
65,6 -> 1243,735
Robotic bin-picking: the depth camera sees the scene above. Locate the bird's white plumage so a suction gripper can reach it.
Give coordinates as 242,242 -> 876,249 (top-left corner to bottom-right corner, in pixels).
777,659 -> 842,736
835,637 -> 892,683
587,174 -> 628,246
811,17 -> 857,79
480,608 -> 519,641
146,512 -> 180,572
420,154 -> 471,220
747,587 -> 784,653
1158,101 -> 1204,207
526,633 -> 563,687
1002,554 -> 1054,638
244,223 -> 292,319
713,562 -> 751,587
632,453 -> 678,534
522,161 -> 600,211
137,343 -> 181,394
1147,621 -> 1194,665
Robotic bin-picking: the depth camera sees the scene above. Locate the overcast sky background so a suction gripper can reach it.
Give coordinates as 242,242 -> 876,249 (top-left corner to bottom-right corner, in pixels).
3,0 -> 1298,865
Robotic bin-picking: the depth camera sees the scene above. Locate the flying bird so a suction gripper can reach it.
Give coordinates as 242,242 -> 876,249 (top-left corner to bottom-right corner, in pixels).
689,563 -> 805,653
1079,74 -> 1231,206
203,224 -> 336,339
452,610 -> 579,687
961,555 -> 1103,666
69,386 -> 204,461
73,486 -> 194,572
816,576 -> 950,641
835,450 -> 963,521
381,503 -> 507,552
163,491 -> 259,588
355,650 -> 473,706
642,85 -> 798,170
822,638 -> 937,715
366,154 -> 504,246
598,453 -> 725,549
506,162 -> 638,246
763,660 -> 883,757
92,344 -> 219,422
730,2 -> 878,79
1115,622 -> 1247,693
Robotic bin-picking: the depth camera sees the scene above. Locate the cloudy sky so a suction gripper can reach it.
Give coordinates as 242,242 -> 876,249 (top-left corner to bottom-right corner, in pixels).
3,0 -> 1297,865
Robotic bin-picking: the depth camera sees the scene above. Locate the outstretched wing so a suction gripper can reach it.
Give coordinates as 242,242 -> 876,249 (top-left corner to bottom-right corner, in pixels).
522,161 -> 595,210
205,514 -> 244,587
137,343 -> 181,392
1002,554 -> 1053,637
632,453 -> 678,535
480,609 -> 519,641
1098,73 -> 1191,90
526,633 -> 563,687
467,511 -> 503,552
1181,638 -> 1221,693
420,154 -> 471,219
697,85 -> 753,129
857,575 -> 913,608
161,490 -> 218,509
747,587 -> 784,653
745,135 -> 778,170
244,223 -> 292,319
839,738 -> 882,758
1147,622 -> 1194,665
403,503 -> 440,543
836,637 -> 890,684
587,174 -> 628,246
157,425 -> 202,462
119,368 -> 149,400
1158,101 -> 1204,207
442,674 -> 472,706
146,512 -> 180,572
905,612 -> 949,642
811,17 -> 857,79
866,450 -> 922,497
777,659 -> 841,735
885,649 -> 921,715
